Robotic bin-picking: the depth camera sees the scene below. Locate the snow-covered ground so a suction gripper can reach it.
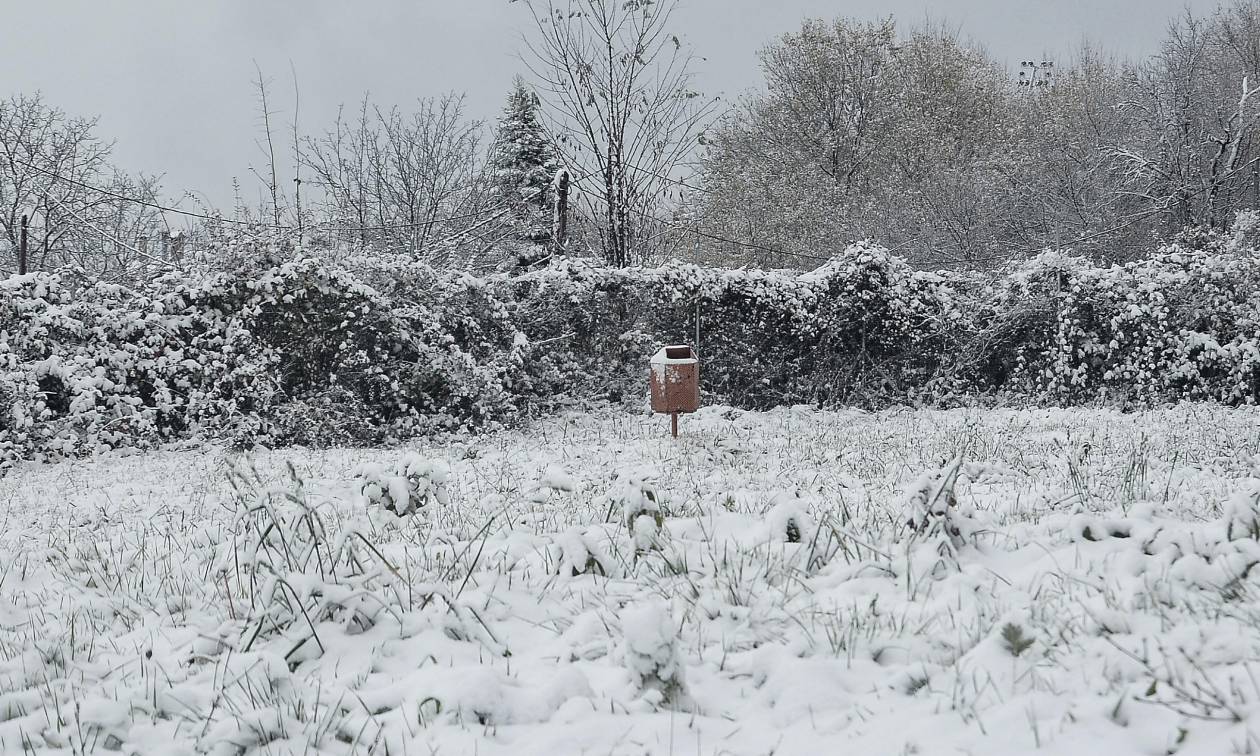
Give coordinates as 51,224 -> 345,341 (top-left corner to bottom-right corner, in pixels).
3,405 -> 1260,755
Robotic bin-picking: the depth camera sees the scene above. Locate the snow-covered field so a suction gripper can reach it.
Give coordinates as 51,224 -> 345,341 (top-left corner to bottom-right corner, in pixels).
3,405 -> 1260,755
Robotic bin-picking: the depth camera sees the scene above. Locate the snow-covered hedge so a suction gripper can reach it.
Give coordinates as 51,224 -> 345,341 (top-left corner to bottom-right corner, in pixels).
0,259 -> 534,467
4,239 -> 1260,466
507,242 -> 963,407
972,249 -> 1260,405
1,272 -> 220,463
502,241 -> 1260,410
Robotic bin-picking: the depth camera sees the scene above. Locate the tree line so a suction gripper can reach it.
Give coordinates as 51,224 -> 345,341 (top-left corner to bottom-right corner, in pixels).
700,5 -> 1260,267
5,0 -> 1260,282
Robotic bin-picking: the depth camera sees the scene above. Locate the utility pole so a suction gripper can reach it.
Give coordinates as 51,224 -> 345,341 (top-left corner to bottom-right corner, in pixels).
693,232 -> 701,351
1019,59 -> 1057,249
552,168 -> 570,256
18,214 -> 28,275
293,177 -> 304,244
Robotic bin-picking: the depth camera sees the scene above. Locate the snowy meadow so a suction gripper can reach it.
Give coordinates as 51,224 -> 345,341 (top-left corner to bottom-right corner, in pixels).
2,404 -> 1259,755
12,0 -> 1260,754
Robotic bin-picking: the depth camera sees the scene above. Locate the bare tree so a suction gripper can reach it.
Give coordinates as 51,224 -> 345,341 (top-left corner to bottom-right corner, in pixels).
1114,2 -> 1260,235
291,62 -> 306,242
303,98 -> 374,246
520,0 -> 715,266
882,23 -> 1013,264
302,93 -> 492,262
0,92 -> 167,280
251,62 -> 284,229
692,3 -> 1260,269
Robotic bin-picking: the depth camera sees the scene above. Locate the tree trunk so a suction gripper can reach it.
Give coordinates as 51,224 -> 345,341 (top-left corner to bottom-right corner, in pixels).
18,214 -> 28,275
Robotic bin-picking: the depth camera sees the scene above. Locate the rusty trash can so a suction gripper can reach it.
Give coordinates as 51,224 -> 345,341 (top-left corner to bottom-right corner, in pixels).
650,345 -> 700,437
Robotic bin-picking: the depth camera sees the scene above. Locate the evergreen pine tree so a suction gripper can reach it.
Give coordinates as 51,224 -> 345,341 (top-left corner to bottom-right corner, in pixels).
490,78 -> 560,259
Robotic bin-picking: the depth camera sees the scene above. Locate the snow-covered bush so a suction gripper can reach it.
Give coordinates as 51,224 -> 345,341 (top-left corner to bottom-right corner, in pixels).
179,258 -> 525,443
346,253 -> 543,413
619,599 -> 687,707
0,271 -> 231,465
355,453 -> 451,517
614,472 -> 664,554
900,457 -> 988,581
553,527 -> 616,578
981,248 -> 1260,406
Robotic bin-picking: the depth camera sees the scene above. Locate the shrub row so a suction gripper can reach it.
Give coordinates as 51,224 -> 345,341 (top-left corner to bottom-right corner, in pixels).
3,240 -> 1259,466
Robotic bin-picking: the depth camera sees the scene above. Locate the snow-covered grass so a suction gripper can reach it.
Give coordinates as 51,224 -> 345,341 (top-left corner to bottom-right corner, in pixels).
2,404 -> 1260,755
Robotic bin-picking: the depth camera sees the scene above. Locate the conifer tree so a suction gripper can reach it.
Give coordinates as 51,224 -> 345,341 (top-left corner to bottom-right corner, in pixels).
490,77 -> 560,257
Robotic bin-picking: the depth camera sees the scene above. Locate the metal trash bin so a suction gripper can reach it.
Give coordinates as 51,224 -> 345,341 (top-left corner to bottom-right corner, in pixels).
649,345 -> 700,435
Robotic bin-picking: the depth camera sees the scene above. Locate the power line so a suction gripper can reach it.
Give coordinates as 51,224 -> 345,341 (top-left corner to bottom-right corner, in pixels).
15,144 -> 825,265
618,161 -> 712,195
11,151 -> 1011,270
46,194 -> 179,271
668,216 -> 833,264
8,156 -> 580,235
10,157 -> 272,227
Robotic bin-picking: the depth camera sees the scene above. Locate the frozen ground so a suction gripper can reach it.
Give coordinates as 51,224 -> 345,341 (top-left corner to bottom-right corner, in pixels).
2,405 -> 1260,755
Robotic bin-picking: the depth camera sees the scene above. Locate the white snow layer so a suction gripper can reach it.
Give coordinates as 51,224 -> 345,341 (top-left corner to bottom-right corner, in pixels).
1,404 -> 1260,754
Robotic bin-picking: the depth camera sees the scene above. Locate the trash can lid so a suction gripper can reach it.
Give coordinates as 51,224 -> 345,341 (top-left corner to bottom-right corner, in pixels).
650,345 -> 698,364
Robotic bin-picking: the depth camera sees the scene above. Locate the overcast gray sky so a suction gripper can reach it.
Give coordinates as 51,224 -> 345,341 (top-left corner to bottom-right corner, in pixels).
1,0 -> 1223,210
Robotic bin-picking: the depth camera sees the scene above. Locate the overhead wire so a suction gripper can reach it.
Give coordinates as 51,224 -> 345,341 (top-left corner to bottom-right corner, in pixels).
12,148 -> 885,270
16,150 -> 1164,271
8,156 -> 591,236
